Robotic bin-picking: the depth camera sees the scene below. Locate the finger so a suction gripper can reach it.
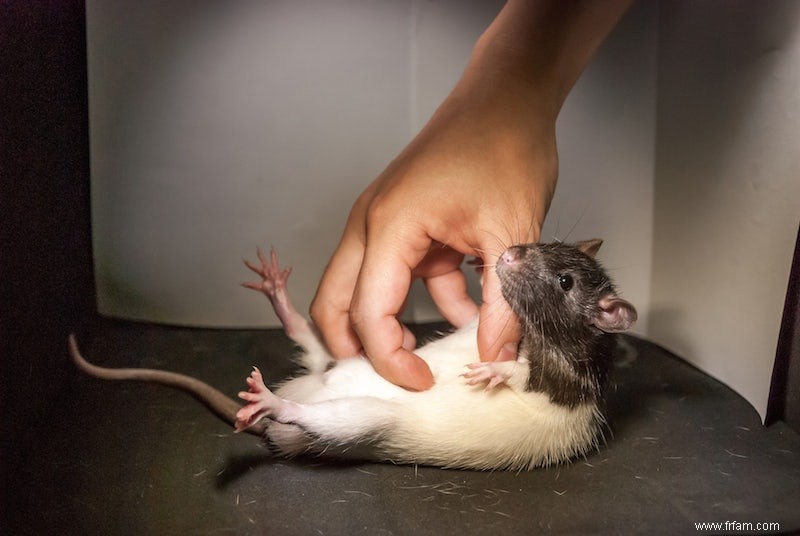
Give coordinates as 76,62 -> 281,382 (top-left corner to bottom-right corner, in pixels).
476,258 -> 521,362
351,308 -> 434,390
392,285 -> 416,351
424,268 -> 480,328
351,233 -> 434,390
373,346 -> 434,391
310,242 -> 364,358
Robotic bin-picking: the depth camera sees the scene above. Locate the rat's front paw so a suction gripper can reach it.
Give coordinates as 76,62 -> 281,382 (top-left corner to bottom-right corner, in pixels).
462,361 -> 519,391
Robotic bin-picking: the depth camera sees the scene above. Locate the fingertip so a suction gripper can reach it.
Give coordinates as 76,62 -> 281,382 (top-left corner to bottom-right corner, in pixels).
373,348 -> 434,391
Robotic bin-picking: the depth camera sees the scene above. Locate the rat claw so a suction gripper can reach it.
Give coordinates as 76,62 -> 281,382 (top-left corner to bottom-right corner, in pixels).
250,366 -> 264,381
486,376 -> 504,391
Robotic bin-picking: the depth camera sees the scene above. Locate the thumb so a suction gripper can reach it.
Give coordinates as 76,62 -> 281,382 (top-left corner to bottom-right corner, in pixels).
477,260 -> 521,362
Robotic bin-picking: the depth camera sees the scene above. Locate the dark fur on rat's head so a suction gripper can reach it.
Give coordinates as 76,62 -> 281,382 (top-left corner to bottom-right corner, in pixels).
496,239 -> 637,408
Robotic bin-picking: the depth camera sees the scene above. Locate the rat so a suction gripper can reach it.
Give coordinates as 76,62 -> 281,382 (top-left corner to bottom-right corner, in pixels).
69,240 -> 636,471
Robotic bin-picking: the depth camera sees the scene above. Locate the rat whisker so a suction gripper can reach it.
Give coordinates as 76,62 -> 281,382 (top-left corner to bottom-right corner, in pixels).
472,246 -> 501,263
510,199 -> 524,247
562,205 -> 588,243
523,197 -> 541,245
481,228 -> 511,257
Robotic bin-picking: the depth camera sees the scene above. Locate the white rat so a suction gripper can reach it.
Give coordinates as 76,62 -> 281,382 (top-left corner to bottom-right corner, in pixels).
70,241 -> 636,471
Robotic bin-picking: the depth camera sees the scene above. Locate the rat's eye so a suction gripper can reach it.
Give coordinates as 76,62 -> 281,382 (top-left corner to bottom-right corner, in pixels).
558,274 -> 574,291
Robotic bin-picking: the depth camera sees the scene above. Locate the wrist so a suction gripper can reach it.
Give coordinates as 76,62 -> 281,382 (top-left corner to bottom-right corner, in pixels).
468,0 -> 635,119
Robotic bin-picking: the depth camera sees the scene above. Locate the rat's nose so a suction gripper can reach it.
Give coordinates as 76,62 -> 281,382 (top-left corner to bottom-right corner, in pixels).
498,246 -> 526,269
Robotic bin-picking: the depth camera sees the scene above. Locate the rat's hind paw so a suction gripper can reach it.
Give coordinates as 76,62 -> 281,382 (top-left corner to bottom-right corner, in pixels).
235,367 -> 281,432
235,367 -> 302,431
242,247 -> 292,300
241,247 -> 320,348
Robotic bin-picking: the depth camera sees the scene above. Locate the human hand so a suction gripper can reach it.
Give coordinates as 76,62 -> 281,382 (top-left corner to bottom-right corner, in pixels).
309,0 -> 633,390
310,86 -> 557,390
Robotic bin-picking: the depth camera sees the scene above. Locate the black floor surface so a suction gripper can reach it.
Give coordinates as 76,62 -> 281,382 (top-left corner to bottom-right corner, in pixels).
8,321 -> 800,535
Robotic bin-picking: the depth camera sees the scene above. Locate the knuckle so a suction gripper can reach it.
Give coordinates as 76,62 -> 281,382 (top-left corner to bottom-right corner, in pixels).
364,191 -> 396,228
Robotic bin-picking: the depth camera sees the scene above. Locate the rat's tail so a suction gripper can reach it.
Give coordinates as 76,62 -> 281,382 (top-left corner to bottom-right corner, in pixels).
68,334 -> 266,437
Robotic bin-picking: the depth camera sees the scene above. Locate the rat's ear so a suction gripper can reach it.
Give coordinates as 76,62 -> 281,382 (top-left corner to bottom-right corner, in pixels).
592,294 -> 637,332
575,239 -> 603,259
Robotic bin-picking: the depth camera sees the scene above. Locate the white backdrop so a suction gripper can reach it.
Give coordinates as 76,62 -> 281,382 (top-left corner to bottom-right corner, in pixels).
87,0 -> 656,332
650,1 -> 800,420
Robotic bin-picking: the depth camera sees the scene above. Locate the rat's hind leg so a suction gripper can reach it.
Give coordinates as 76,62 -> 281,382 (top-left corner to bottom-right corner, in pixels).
243,247 -> 323,353
236,367 -> 398,454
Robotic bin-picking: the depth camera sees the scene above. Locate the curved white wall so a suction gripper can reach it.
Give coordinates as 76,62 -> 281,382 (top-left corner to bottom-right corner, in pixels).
651,0 -> 800,419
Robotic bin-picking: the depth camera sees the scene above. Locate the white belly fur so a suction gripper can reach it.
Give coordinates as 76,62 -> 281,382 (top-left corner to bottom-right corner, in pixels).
268,321 -> 603,470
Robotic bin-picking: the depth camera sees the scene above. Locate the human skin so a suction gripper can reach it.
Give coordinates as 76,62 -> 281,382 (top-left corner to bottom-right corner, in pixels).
310,0 -> 636,391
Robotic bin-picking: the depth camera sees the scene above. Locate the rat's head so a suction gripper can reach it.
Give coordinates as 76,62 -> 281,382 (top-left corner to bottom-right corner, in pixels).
496,240 -> 637,339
